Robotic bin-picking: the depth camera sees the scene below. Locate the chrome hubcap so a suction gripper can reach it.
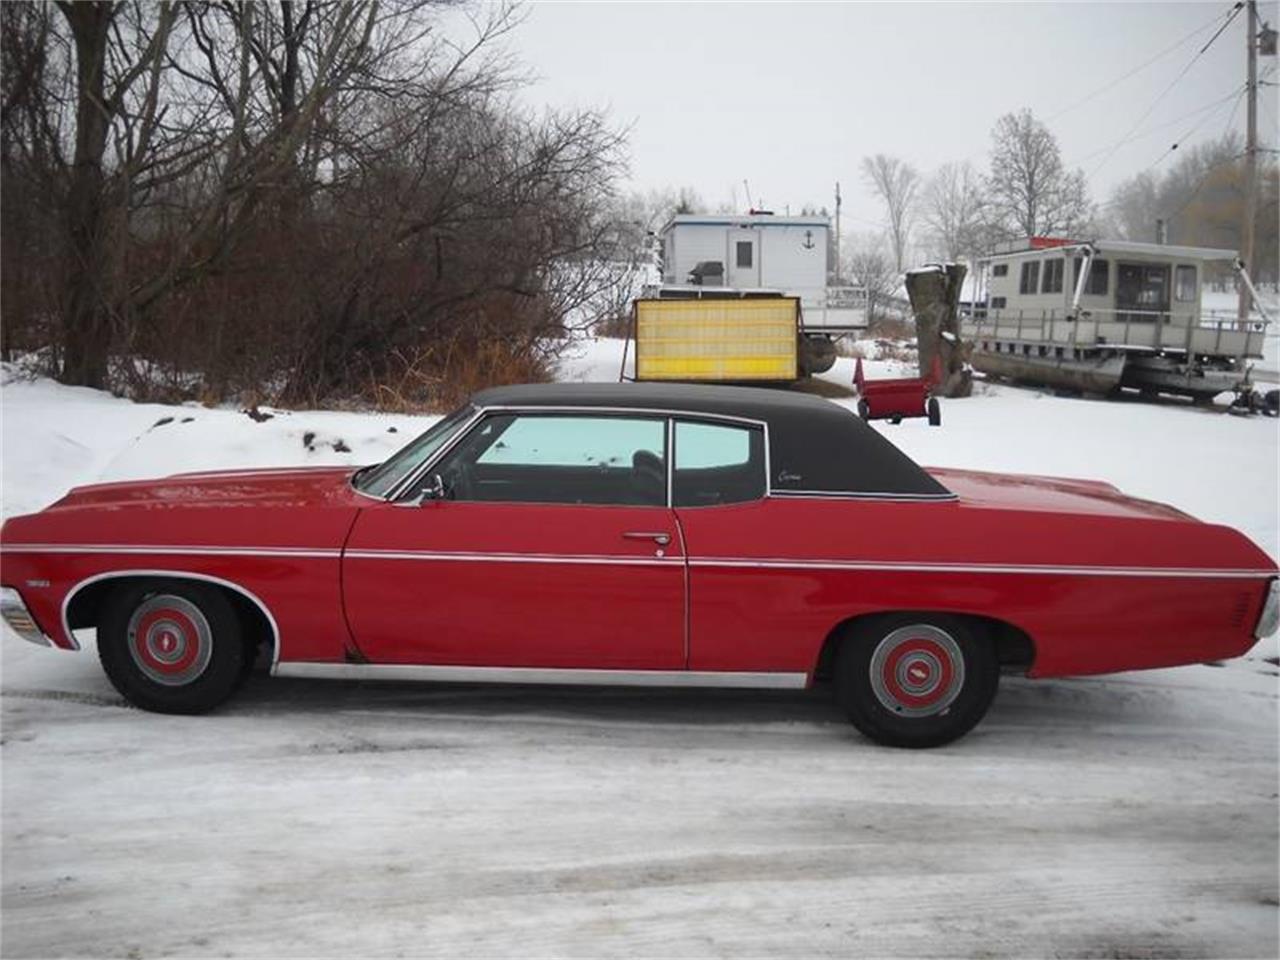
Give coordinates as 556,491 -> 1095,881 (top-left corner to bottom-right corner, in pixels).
126,594 -> 213,687
869,624 -> 965,717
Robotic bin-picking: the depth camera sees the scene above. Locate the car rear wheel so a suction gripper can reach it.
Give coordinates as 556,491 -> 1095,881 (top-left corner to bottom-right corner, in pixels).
834,614 -> 998,748
97,580 -> 248,714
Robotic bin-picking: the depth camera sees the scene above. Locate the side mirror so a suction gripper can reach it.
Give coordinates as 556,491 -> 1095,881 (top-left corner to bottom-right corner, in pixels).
421,473 -> 446,503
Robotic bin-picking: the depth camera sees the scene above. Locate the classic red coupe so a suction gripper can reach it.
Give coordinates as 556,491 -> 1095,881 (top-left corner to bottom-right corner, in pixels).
2,383 -> 1276,747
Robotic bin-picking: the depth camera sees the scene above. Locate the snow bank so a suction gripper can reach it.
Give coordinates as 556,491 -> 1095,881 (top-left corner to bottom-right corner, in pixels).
1,347 -> 1277,959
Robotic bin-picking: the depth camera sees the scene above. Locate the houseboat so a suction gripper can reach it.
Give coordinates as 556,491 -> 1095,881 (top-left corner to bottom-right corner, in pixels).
961,237 -> 1271,402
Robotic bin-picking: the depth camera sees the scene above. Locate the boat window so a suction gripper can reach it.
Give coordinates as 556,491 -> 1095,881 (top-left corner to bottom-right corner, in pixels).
1072,257 -> 1109,295
1175,264 -> 1197,302
990,296 -> 1007,309
991,263 -> 1009,277
1041,259 -> 1064,294
736,241 -> 753,269
1116,263 -> 1171,322
673,420 -> 766,507
426,413 -> 669,507
1019,261 -> 1040,294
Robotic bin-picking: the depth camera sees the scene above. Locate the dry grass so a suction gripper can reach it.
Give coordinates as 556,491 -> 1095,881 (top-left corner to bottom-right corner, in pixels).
365,340 -> 551,413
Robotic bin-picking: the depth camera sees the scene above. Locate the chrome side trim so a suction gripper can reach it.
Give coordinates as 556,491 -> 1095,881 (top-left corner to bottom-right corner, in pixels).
770,490 -> 959,502
8,543 -> 1270,580
345,550 -> 682,567
272,662 -> 809,689
1,544 -> 339,558
689,558 -> 1275,579
478,404 -> 769,429
60,570 -> 282,661
665,417 -> 675,508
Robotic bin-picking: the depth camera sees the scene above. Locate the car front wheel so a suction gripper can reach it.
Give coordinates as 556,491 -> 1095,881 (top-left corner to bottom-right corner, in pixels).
97,580 -> 248,714
834,614 -> 998,748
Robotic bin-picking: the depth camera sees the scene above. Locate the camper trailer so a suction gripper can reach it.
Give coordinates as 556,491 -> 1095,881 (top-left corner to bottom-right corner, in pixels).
636,213 -> 866,379
961,237 -> 1271,402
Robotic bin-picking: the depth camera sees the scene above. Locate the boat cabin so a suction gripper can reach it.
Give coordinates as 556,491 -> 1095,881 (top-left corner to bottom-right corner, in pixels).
961,237 -> 1269,400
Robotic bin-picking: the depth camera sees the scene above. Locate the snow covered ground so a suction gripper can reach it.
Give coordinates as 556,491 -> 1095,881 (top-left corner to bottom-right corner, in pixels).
2,350 -> 1277,958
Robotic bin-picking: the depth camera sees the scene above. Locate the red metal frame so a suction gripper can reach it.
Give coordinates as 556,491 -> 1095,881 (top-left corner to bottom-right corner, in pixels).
853,357 -> 938,423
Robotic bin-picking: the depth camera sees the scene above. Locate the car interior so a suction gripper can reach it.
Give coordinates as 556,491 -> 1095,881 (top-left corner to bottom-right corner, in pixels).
427,413 -> 766,508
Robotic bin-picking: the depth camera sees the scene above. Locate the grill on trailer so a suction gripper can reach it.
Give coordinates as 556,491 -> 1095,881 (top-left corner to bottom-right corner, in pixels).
630,295 -> 801,382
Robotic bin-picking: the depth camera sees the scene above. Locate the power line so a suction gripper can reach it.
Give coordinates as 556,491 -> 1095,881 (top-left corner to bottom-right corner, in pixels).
1046,5 -> 1244,122
1147,85 -> 1249,169
1070,87 -> 1244,165
1087,2 -> 1245,184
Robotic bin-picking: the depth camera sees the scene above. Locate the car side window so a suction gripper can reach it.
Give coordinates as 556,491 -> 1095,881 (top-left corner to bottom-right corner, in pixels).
673,421 -> 766,507
430,414 -> 668,507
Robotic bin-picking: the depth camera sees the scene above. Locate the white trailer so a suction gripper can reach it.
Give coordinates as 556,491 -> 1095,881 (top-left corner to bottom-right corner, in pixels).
652,213 -> 866,376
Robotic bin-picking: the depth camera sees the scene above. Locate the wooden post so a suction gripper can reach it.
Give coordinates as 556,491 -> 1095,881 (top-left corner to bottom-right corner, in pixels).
1238,0 -> 1259,324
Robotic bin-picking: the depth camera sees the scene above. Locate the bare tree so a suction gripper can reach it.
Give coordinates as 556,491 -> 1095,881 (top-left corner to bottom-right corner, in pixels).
1102,133 -> 1279,283
842,232 -> 899,323
986,108 -> 1091,240
921,161 -> 986,261
861,154 -> 918,272
3,1 -> 635,406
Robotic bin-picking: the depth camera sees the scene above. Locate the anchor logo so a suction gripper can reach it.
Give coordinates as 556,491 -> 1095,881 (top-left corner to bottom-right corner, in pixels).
802,230 -> 815,250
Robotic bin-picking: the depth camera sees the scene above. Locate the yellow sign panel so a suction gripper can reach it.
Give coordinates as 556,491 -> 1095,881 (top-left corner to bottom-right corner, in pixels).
634,298 -> 799,381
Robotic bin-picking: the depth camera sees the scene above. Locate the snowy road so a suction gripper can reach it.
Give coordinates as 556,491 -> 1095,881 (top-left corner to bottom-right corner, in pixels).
2,352 -> 1277,957
3,639 -> 1277,958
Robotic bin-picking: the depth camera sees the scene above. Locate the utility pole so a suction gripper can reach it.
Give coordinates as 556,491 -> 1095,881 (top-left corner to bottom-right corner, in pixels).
1238,0 -> 1259,323
834,181 -> 842,283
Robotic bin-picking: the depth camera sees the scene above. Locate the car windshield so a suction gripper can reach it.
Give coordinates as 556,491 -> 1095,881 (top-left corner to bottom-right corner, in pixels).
352,404 -> 475,498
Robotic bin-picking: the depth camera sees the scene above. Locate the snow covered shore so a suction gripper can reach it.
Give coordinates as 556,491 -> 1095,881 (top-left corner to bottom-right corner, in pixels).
1,348 -> 1276,958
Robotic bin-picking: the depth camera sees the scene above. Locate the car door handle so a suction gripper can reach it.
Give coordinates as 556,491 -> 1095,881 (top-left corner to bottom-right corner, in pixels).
622,531 -> 671,546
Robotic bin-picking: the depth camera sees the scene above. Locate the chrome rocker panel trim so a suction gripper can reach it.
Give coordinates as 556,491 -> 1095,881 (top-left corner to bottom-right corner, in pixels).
273,662 -> 810,689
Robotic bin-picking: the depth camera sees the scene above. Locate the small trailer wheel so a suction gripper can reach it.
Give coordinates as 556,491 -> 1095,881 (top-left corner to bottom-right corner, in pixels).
927,397 -> 941,427
857,399 -> 870,420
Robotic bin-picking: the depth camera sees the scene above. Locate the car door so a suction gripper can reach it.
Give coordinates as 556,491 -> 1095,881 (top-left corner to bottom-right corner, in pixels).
668,417 -> 799,673
342,411 -> 686,669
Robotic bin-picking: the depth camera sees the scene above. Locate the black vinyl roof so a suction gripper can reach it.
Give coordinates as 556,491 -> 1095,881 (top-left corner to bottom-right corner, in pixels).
470,383 -> 952,498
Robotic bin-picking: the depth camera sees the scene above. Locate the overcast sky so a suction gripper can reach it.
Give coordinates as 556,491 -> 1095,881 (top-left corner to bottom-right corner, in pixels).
503,1 -> 1277,235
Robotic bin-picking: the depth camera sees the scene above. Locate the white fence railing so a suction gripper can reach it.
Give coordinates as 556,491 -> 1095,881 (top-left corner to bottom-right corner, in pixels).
959,306 -> 1270,360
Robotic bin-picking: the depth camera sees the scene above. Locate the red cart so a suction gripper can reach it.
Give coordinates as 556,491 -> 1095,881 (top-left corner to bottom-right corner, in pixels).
853,357 -> 942,426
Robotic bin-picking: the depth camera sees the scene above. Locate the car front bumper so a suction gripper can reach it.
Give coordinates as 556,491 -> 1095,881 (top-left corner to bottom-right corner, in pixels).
0,586 -> 53,647
1256,578 -> 1280,640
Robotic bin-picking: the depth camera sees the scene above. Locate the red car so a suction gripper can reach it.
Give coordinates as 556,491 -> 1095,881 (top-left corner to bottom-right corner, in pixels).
2,383 -> 1276,747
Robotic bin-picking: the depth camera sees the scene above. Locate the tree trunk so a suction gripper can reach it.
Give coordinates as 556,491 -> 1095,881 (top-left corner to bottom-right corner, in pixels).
906,263 -> 972,399
58,1 -> 114,389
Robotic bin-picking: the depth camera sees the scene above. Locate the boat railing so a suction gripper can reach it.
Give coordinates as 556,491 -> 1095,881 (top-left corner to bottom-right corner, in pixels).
958,306 -> 1270,360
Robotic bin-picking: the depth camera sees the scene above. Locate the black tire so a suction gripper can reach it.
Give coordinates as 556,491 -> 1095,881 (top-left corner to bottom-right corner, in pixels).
97,579 -> 248,714
926,396 -> 942,427
857,399 -> 870,420
833,613 -> 999,748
